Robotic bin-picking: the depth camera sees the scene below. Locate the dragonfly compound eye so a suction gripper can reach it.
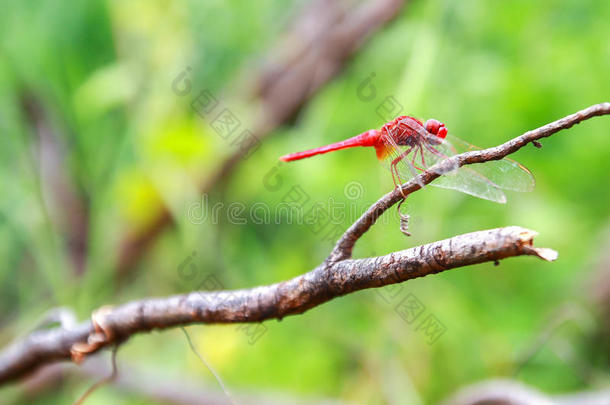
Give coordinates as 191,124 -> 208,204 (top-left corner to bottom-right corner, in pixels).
424,119 -> 441,134
438,125 -> 448,138
424,119 -> 448,139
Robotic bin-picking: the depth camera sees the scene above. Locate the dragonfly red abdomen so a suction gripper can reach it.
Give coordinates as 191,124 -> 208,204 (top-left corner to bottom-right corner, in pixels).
279,129 -> 381,162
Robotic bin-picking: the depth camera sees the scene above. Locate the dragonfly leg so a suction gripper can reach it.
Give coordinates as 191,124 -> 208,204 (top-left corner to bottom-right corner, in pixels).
419,144 -> 426,167
407,148 -> 427,188
410,148 -> 425,171
390,146 -> 413,197
390,161 -> 400,186
390,164 -> 402,193
390,163 -> 407,198
423,142 -> 458,174
424,143 -> 448,159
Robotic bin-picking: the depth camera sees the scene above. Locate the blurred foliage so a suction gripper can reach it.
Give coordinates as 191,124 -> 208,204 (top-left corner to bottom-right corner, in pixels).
1,0 -> 609,404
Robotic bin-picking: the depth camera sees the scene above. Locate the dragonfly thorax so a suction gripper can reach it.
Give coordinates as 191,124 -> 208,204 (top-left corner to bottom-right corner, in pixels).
381,116 -> 425,146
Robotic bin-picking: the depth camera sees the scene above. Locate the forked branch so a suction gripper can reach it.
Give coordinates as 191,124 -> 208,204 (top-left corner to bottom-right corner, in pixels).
2,102 -> 609,385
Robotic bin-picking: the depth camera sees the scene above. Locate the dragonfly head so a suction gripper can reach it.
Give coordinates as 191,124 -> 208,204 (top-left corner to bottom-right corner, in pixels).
424,119 -> 448,139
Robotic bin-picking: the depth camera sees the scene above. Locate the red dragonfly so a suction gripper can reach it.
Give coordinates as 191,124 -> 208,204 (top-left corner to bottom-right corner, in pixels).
280,116 -> 534,203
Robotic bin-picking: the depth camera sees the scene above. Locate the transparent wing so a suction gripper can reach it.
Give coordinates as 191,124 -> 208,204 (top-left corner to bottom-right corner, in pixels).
408,136 -> 508,203
378,121 -> 533,203
431,165 -> 508,203
445,135 -> 535,192
382,132 -> 506,202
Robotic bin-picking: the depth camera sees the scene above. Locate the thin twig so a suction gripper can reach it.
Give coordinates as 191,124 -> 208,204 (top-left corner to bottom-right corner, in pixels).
72,345 -> 118,405
181,327 -> 236,405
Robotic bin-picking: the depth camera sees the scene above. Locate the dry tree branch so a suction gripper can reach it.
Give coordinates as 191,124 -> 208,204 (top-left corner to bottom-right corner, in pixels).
1,102 -> 608,386
0,227 -> 553,385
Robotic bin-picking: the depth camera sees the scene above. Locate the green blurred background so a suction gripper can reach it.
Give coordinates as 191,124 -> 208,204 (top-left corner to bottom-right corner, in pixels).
1,0 -> 609,404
